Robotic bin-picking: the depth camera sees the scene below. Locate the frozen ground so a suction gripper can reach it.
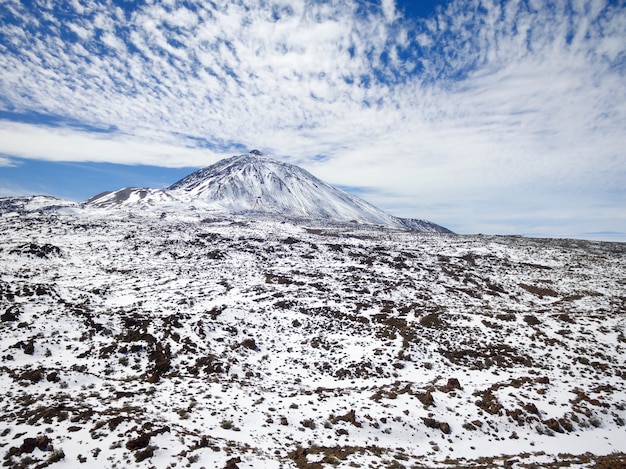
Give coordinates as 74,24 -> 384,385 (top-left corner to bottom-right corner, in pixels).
0,198 -> 625,468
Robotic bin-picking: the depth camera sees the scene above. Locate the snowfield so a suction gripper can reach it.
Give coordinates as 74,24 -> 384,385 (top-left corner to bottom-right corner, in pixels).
1,199 -> 625,468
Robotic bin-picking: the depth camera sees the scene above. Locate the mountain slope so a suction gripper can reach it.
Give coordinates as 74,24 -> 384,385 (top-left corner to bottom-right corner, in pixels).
0,195 -> 78,213
86,152 -> 452,233
84,187 -> 179,209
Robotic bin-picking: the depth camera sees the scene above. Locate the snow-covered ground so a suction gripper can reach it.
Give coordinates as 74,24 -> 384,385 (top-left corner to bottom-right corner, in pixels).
1,201 -> 625,468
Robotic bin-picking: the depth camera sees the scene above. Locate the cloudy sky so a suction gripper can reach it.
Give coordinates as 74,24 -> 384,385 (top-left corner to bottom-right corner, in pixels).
1,0 -> 625,239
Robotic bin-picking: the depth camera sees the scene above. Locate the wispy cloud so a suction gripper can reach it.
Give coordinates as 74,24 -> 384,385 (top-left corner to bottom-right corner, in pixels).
0,156 -> 17,167
0,0 -> 624,236
0,121 -> 230,166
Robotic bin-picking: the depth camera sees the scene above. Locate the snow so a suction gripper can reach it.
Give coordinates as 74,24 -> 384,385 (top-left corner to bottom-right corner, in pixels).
0,197 -> 625,468
86,152 -> 452,233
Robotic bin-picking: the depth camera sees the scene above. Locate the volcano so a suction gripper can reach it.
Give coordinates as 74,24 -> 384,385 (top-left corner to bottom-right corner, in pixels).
86,151 -> 451,233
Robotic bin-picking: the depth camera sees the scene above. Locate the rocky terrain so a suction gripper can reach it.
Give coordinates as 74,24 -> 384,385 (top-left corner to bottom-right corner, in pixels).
0,198 -> 625,468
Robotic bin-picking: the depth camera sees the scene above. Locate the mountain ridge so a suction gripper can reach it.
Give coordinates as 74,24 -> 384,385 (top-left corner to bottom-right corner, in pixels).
85,152 -> 452,233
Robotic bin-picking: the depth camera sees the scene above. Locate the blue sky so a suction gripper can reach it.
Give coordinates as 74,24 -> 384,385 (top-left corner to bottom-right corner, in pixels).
1,0 -> 625,240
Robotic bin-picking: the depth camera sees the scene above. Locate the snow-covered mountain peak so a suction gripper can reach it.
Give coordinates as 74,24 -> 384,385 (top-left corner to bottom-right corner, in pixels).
168,152 -> 298,194
85,152 -> 452,233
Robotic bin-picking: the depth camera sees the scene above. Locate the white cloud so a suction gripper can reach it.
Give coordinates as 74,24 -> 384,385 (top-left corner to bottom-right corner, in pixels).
67,23 -> 92,41
0,121 -> 229,167
381,0 -> 397,23
101,32 -> 125,52
0,156 -> 17,167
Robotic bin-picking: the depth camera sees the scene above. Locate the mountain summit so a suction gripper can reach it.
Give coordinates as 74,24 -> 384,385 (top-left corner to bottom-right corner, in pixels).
86,152 -> 451,233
